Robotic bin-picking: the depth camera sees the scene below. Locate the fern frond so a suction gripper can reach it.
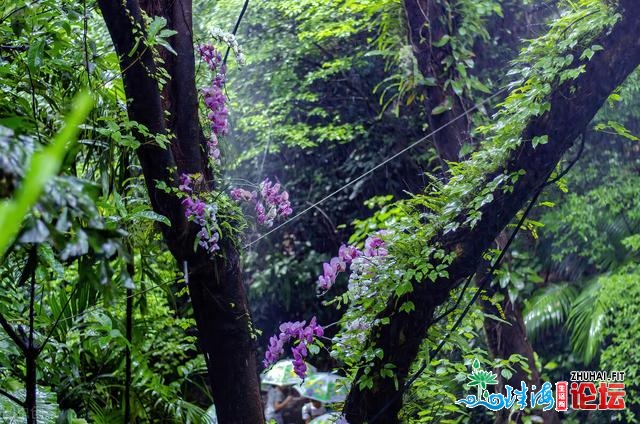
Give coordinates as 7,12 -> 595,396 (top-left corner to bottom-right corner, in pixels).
565,277 -> 606,364
523,283 -> 577,343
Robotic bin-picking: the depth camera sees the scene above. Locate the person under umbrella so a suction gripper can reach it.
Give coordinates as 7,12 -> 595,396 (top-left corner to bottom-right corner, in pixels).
301,398 -> 326,423
265,384 -> 299,424
262,359 -> 314,423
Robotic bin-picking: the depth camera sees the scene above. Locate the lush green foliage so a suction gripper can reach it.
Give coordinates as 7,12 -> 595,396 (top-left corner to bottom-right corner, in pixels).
1,0 -> 640,423
0,2 -> 214,422
598,265 -> 640,422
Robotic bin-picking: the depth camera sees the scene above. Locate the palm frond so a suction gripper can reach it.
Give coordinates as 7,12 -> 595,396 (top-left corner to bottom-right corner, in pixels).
523,283 -> 577,343
88,402 -> 124,424
47,278 -> 99,340
565,277 -> 606,364
0,388 -> 59,423
166,399 -> 209,424
594,216 -> 632,270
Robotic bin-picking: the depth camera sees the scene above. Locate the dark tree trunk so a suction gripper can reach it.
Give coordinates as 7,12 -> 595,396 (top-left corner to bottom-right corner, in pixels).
480,288 -> 558,424
26,248 -> 38,424
404,0 -> 473,165
477,241 -> 560,424
25,350 -> 36,424
97,1 -> 264,422
343,1 -> 640,422
404,2 -> 559,423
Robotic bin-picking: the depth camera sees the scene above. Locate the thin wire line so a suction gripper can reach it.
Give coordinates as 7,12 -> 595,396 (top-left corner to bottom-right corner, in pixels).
244,85 -> 509,249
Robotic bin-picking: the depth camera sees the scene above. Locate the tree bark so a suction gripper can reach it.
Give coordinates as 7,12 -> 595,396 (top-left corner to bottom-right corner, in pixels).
343,1 -> 640,422
404,2 -> 558,422
480,286 -> 558,424
25,350 -> 36,424
404,0 -> 473,165
97,1 -> 264,422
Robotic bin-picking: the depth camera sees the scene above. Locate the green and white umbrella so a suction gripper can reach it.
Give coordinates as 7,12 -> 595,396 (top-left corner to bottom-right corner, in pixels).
309,412 -> 345,424
295,372 -> 350,403
261,359 -> 317,386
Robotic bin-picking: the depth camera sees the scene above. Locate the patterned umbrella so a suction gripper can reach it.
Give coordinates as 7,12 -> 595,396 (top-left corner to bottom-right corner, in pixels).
309,412 -> 346,424
296,372 -> 350,403
261,359 -> 317,386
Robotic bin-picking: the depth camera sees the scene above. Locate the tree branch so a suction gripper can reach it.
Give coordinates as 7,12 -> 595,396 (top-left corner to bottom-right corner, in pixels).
0,312 -> 26,354
0,249 -> 38,354
0,387 -> 24,408
139,0 -> 209,176
404,0 -> 473,165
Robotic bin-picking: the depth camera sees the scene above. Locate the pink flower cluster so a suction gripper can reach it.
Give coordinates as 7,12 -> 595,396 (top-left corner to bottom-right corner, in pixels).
317,236 -> 388,291
230,178 -> 293,227
207,134 -> 221,166
197,43 -> 228,165
197,44 -> 222,71
257,178 -> 293,227
202,81 -> 228,137
179,174 -> 220,254
264,317 -> 324,379
230,187 -> 257,202
364,235 -> 388,257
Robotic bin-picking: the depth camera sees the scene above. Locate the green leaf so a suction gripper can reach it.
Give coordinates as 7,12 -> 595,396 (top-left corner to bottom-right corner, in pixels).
607,93 -> 622,102
431,101 -> 451,116
566,278 -> 607,364
0,116 -> 27,129
399,301 -> 415,313
27,38 -> 46,73
483,313 -> 510,325
501,369 -> 513,380
157,38 -> 178,55
432,35 -> 450,47
147,16 -> 167,39
395,280 -> 413,297
131,210 -> 171,226
147,17 -> 178,55
531,135 -> 548,148
607,120 -> 639,141
0,92 -> 93,257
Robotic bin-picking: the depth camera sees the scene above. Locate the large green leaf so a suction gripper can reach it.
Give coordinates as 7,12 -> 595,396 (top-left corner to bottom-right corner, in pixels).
523,283 -> 577,343
0,388 -> 59,422
0,92 -> 93,257
565,277 -> 606,364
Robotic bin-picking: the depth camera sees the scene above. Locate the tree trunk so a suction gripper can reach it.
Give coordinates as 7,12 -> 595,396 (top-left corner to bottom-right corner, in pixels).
480,288 -> 559,424
404,2 -> 559,422
477,237 -> 560,424
26,248 -> 38,424
404,0 -> 473,165
343,1 -> 640,422
25,350 -> 37,424
97,1 -> 264,422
